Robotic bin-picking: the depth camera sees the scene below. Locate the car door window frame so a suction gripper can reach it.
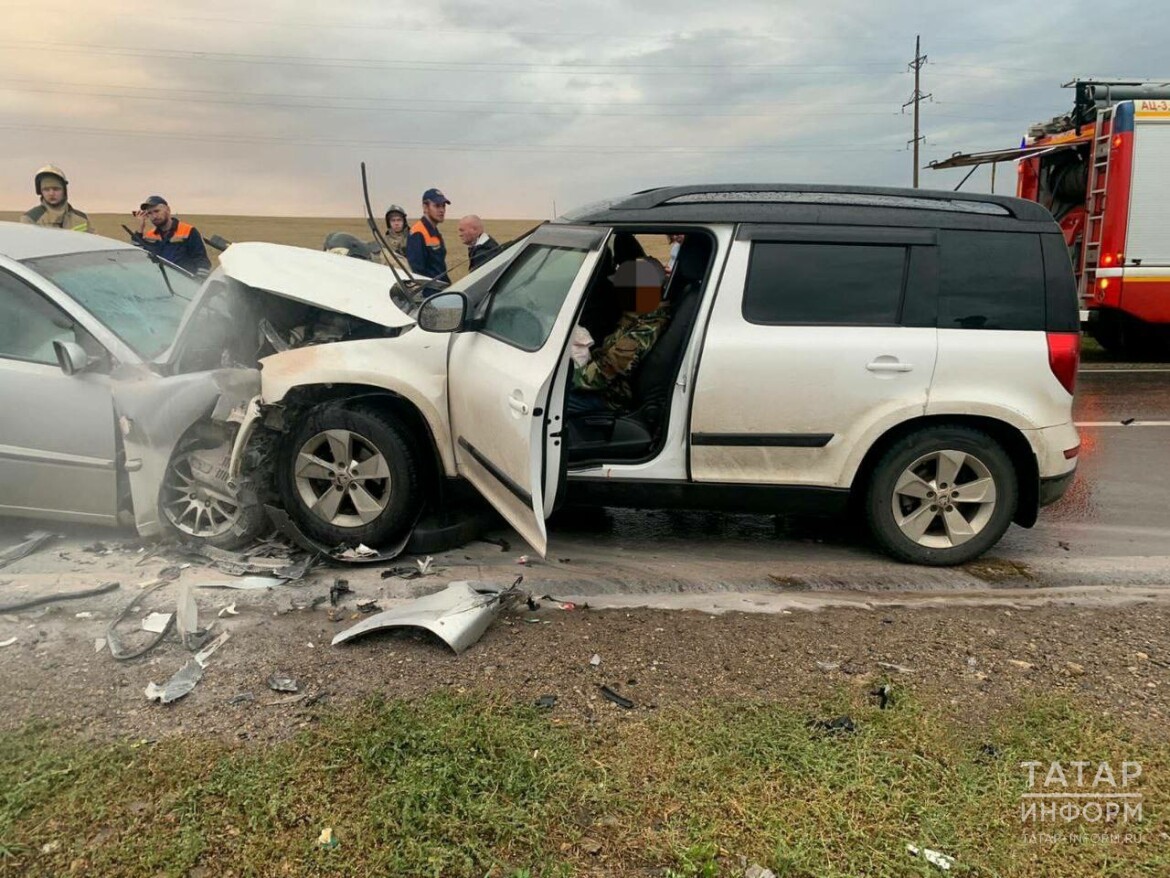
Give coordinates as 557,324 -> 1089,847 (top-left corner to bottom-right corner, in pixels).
737,225 -> 938,328
0,268 -> 107,368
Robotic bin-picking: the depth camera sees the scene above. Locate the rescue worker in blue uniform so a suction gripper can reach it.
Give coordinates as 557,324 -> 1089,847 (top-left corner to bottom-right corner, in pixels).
132,195 -> 211,276
405,187 -> 450,281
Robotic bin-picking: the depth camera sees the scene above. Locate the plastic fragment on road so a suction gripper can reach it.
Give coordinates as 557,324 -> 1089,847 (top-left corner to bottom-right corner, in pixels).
266,504 -> 414,565
141,612 -> 173,634
535,694 -> 557,709
194,632 -> 230,666
907,845 -> 955,871
590,653 -> 602,667
0,531 -> 58,570
317,827 -> 339,849
338,543 -> 377,560
331,581 -> 522,654
599,686 -> 634,709
267,673 -> 299,693
0,636 -> 17,648
145,660 -> 203,704
218,603 -> 239,617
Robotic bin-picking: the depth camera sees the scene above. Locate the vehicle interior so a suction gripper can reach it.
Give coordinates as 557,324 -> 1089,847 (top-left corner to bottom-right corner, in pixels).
564,228 -> 715,466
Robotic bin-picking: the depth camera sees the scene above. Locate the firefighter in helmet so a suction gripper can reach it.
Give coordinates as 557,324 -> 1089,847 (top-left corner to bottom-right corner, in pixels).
21,165 -> 93,233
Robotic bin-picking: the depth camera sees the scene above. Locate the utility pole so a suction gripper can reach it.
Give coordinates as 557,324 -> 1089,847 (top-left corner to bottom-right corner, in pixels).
903,35 -> 931,188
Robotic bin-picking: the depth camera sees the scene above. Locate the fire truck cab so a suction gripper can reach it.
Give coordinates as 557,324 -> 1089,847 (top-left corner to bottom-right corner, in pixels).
932,81 -> 1170,357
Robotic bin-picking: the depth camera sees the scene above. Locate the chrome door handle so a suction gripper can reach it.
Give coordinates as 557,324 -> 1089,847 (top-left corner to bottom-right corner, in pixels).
866,360 -> 913,373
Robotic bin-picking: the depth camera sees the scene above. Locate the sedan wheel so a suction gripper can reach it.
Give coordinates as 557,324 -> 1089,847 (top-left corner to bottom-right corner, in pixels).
865,425 -> 1017,566
161,443 -> 266,549
294,429 -> 392,529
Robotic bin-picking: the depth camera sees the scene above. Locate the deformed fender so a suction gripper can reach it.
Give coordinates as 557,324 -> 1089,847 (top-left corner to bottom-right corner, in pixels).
331,581 -> 518,654
112,368 -> 261,537
257,337 -> 456,476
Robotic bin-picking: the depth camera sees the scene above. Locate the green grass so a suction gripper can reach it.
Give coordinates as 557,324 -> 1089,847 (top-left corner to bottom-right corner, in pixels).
1,693 -> 1166,877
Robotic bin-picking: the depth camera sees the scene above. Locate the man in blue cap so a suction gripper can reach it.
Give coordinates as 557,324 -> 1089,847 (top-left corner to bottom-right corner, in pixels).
406,187 -> 450,281
132,195 -> 211,276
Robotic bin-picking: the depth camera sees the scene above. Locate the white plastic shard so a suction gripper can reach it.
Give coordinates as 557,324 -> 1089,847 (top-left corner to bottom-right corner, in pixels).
331,581 -> 518,654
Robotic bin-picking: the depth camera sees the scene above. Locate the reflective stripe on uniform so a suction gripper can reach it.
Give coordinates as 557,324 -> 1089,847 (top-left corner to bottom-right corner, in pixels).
409,220 -> 442,247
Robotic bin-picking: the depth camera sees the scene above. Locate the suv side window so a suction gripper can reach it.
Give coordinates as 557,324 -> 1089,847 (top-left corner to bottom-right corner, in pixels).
482,244 -> 588,351
938,231 -> 1044,330
0,270 -> 100,366
743,242 -> 907,325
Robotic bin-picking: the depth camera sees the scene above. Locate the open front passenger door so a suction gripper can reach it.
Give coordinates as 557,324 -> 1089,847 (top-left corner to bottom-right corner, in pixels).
447,224 -> 610,555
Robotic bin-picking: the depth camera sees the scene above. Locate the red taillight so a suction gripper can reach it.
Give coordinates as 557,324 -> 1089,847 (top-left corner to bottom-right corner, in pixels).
1064,442 -> 1081,460
1047,332 -> 1080,395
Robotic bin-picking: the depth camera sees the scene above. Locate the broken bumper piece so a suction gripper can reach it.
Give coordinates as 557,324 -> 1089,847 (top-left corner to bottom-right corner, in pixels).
331,581 -> 519,654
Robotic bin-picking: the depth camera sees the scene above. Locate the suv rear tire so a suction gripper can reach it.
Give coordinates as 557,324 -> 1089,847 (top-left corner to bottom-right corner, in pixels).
277,403 -> 420,548
864,425 -> 1018,566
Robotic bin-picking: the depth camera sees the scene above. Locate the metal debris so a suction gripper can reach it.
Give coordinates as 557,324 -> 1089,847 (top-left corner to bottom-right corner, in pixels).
599,685 -> 634,709
338,544 -> 377,560
0,580 -> 119,614
808,715 -> 856,735
267,673 -> 299,693
266,505 -> 413,565
331,581 -> 521,654
145,660 -> 203,704
176,582 -> 199,645
356,600 -> 381,614
218,603 -> 239,617
0,531 -> 58,570
534,694 -> 558,709
229,692 -> 255,705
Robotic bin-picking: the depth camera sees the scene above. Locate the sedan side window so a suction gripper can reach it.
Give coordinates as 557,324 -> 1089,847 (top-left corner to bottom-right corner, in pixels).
0,271 -> 101,366
481,244 -> 588,351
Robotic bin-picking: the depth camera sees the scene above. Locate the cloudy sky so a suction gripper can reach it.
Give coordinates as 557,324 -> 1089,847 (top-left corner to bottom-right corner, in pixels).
0,0 -> 1165,217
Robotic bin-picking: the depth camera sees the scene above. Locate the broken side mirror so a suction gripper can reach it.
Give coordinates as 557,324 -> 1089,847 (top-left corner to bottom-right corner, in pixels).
53,339 -> 96,376
417,292 -> 468,333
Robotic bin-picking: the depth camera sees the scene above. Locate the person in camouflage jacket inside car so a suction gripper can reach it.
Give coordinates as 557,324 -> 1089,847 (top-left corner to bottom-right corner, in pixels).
570,257 -> 671,413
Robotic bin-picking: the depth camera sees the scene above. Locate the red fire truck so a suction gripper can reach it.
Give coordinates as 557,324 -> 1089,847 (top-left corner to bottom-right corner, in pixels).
931,81 -> 1170,356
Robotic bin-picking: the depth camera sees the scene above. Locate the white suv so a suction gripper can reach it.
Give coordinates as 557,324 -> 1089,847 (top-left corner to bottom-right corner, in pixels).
224,185 -> 1080,566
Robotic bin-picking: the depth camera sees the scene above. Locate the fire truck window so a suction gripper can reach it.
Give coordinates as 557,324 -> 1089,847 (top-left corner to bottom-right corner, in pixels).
939,231 -> 1044,331
743,242 -> 906,325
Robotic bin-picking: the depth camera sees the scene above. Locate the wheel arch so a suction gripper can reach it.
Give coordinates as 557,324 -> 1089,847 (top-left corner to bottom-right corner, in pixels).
849,414 -> 1040,528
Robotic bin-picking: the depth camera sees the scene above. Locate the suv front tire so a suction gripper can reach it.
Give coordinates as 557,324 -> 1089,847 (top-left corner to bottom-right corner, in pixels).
864,425 -> 1018,566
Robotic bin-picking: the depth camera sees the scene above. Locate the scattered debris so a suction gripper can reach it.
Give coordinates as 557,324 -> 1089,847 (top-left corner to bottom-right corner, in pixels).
808,715 -> 856,735
267,673 -> 299,693
1058,540 -> 1071,551
745,865 -> 777,878
355,600 -> 381,614
871,684 -> 892,710
329,579 -> 353,606
107,580 -> 174,661
176,582 -> 199,646
517,555 -> 530,565
94,637 -> 106,653
40,841 -> 60,855
228,692 -> 255,705
589,653 -> 602,667
1121,417 -> 1136,426
0,531 -> 58,570
599,685 -> 634,709
196,576 -> 288,590
317,827 -> 339,850
194,632 -> 230,665
218,603 -> 239,617
815,661 -> 840,672
877,661 -> 916,674
0,636 -> 17,648
141,612 -> 173,634
145,660 -> 203,705
0,580 -> 119,614
907,844 -> 955,871
535,694 -> 558,709
540,593 -> 585,610
267,504 -> 413,565
379,559 -> 438,581
331,581 -> 522,654
526,596 -> 540,611
74,611 -> 94,620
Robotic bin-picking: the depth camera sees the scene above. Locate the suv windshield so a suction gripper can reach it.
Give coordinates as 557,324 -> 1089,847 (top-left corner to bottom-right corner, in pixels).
24,248 -> 198,360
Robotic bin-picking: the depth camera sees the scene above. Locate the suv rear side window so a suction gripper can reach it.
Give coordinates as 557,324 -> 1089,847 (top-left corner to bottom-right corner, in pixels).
744,242 -> 906,325
938,231 -> 1044,330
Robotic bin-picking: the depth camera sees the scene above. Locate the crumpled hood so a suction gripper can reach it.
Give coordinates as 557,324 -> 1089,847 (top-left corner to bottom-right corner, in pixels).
219,242 -> 415,328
